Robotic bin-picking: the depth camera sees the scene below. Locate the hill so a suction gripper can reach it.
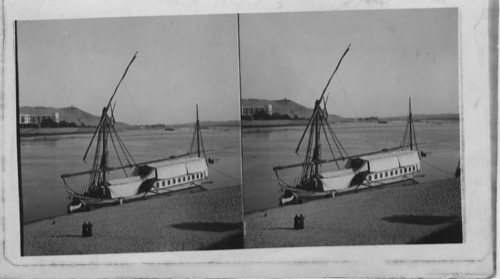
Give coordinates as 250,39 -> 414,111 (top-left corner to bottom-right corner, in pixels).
241,98 -> 345,121
19,106 -> 130,129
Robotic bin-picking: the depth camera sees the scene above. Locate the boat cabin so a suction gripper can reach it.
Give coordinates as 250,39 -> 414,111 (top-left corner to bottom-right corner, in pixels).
319,149 -> 420,192
104,157 -> 208,199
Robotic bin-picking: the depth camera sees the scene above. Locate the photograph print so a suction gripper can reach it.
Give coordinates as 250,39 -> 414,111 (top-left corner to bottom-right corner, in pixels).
17,14 -> 243,255
240,9 -> 461,248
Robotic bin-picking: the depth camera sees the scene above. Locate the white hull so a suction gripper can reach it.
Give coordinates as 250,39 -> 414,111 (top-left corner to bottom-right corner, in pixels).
281,150 -> 420,196
66,157 -> 209,208
68,180 -> 205,208
151,180 -> 204,194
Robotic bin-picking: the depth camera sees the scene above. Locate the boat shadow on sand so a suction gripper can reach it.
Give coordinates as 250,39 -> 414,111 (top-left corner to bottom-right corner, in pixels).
381,215 -> 461,225
170,222 -> 242,232
263,227 -> 296,231
51,234 -> 83,238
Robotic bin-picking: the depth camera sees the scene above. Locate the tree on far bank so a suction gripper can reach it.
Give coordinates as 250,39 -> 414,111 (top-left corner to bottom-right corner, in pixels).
40,117 -> 58,128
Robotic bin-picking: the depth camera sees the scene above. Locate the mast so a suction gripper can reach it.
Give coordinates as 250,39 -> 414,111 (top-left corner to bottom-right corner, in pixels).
188,104 -> 206,159
101,108 -> 107,183
196,104 -> 200,157
313,100 -> 321,178
409,98 -> 413,150
81,52 -> 138,194
294,44 -> 351,185
399,97 -> 418,151
83,51 -> 138,162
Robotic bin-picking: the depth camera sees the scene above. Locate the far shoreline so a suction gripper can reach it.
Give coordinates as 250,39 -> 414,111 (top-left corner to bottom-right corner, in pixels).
19,125 -> 241,138
242,119 -> 459,130
20,127 -> 96,138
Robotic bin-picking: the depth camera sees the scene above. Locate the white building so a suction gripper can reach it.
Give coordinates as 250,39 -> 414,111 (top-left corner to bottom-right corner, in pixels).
19,112 -> 59,124
241,104 -> 272,117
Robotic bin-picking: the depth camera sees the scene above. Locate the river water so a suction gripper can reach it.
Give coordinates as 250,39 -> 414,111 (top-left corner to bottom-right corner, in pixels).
20,128 -> 242,223
20,121 -> 459,222
242,121 -> 460,213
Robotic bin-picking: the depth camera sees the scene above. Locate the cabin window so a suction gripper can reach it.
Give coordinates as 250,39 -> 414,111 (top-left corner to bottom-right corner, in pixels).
367,175 -> 371,181
395,170 -> 398,175
374,174 -> 378,180
167,180 -> 171,186
162,181 -> 165,186
183,177 -> 186,182
174,178 -> 177,184
381,173 -> 384,178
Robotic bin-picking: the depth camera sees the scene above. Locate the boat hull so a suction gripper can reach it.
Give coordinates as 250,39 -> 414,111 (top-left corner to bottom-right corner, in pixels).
280,172 -> 417,199
66,180 -> 205,212
65,157 -> 209,213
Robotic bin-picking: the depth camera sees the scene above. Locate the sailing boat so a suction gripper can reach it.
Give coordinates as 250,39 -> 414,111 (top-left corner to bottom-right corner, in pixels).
273,44 -> 421,206
61,52 -> 209,213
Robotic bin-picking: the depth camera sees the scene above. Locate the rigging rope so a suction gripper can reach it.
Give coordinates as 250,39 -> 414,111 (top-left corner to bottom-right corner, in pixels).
108,130 -> 130,177
123,82 -> 147,126
111,125 -> 136,165
199,125 -> 207,158
188,127 -> 196,155
320,113 -> 340,169
325,118 -> 349,158
421,159 -> 454,176
400,118 -> 410,147
208,166 -> 241,181
88,126 -> 102,191
336,74 -> 379,151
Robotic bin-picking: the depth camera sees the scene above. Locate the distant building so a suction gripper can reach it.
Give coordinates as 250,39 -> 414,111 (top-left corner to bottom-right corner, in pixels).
19,112 -> 59,124
241,105 -> 272,117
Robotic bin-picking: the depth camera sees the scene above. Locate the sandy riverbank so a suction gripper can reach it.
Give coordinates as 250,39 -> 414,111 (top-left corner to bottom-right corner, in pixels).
244,178 -> 462,248
23,186 -> 243,255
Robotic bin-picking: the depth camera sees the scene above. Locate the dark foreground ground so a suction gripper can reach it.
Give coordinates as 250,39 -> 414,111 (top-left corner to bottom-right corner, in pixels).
23,186 -> 243,255
244,178 -> 462,248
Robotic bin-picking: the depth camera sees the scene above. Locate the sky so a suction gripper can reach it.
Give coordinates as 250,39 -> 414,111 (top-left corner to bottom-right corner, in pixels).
18,9 -> 458,124
18,15 -> 239,125
240,8 -> 459,118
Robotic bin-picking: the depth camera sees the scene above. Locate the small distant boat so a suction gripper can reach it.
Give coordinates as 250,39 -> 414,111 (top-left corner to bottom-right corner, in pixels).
378,120 -> 388,124
273,44 -> 421,206
61,52 -> 209,213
